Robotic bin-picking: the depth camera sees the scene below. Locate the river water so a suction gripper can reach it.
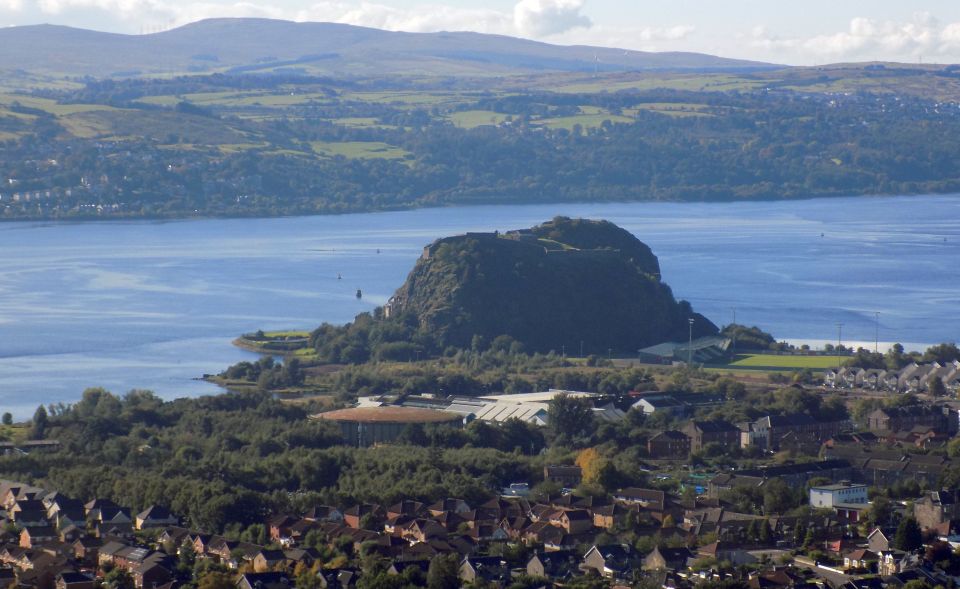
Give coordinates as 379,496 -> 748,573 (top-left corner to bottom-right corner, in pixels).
1,194 -> 958,418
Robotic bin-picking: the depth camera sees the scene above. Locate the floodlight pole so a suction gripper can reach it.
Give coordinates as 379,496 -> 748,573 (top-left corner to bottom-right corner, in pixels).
688,318 -> 695,365
732,308 -> 737,357
875,312 -> 880,354
836,323 -> 844,371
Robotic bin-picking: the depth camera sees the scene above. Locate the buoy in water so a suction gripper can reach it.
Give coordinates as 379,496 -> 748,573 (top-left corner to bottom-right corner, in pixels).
356,289 -> 362,299
337,273 -> 342,280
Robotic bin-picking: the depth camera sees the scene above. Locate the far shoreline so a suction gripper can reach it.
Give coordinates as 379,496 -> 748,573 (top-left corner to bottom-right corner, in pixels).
2,190 -> 960,226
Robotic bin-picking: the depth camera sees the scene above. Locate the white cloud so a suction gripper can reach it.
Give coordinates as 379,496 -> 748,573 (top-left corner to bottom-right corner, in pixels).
750,13 -> 960,63
513,0 -> 590,37
296,2 -> 512,34
550,23 -> 695,52
0,0 -> 698,53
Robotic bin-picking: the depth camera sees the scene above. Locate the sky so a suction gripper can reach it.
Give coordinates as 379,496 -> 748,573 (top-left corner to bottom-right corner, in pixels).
1,0 -> 960,66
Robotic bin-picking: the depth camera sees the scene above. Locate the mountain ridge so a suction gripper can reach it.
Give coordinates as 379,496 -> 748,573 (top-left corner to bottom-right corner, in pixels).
0,17 -> 776,78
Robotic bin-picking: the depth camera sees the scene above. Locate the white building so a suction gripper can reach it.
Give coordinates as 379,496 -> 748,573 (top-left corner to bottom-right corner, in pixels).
810,483 -> 868,508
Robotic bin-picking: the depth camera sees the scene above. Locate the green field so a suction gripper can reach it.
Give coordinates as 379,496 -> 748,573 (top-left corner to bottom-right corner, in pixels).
534,113 -> 634,130
310,141 -> 410,160
728,354 -> 843,369
264,330 -> 311,338
446,110 -> 510,128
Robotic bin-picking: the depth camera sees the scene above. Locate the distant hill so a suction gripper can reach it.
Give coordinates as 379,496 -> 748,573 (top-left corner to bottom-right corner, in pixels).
0,18 -> 774,78
385,217 -> 717,353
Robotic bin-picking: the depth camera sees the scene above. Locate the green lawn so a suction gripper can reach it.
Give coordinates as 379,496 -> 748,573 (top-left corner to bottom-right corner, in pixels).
534,113 -> 634,130
547,74 -> 767,94
310,141 -> 410,160
446,110 -> 510,128
728,354 -> 844,369
264,330 -> 311,338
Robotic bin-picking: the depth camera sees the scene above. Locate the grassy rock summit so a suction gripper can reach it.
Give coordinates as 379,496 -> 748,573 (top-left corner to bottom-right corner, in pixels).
385,217 -> 716,353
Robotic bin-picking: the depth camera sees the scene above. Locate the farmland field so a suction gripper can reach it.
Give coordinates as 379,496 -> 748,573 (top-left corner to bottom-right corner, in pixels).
728,354 -> 844,369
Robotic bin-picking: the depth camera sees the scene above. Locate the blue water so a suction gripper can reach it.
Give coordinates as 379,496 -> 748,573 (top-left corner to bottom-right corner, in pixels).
1,194 -> 958,418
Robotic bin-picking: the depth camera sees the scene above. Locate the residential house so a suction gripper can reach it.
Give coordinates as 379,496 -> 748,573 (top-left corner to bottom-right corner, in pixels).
526,550 -> 579,581
708,460 -> 853,497
236,572 -> 292,589
543,465 -> 583,487
914,490 -> 960,531
867,528 -> 893,553
156,527 -> 191,548
844,549 -> 878,572
684,420 -> 741,453
133,558 -> 173,589
582,544 -> 638,580
96,506 -> 133,537
268,516 -> 299,545
59,525 -> 83,544
643,546 -> 694,571
647,431 -> 691,459
592,504 -> 638,530
866,406 -> 947,434
318,568 -> 358,589
84,498 -> 118,521
459,556 -> 509,586
426,498 -> 471,517
19,526 -> 56,548
386,561 -> 429,578
135,506 -> 178,530
55,572 -> 95,589
697,542 -> 756,566
72,537 -> 101,566
303,506 -> 343,523
612,488 -> 665,510
547,510 -> 593,535
343,504 -> 384,529
632,395 -> 687,417
386,501 -> 424,520
521,522 -> 566,547
254,549 -> 288,573
748,414 -> 847,451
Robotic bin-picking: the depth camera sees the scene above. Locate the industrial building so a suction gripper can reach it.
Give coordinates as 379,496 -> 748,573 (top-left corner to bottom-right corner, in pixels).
355,389 -> 625,426
311,406 -> 463,447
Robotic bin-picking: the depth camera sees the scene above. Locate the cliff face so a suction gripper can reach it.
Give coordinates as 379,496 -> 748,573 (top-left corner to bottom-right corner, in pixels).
389,217 -> 717,353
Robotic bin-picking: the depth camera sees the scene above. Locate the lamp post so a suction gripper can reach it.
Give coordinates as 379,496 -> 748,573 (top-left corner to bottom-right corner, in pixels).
875,312 -> 880,354
731,308 -> 737,358
836,323 -> 844,371
688,318 -> 695,365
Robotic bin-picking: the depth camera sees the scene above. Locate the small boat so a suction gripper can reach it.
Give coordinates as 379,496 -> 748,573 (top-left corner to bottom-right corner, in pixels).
337,273 -> 342,280
356,289 -> 362,299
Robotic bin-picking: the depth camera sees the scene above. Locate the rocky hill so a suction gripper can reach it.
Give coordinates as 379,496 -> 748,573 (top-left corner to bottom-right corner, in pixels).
387,217 -> 717,353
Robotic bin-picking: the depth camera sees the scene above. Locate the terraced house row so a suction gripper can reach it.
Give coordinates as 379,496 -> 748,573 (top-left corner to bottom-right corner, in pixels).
824,361 -> 960,393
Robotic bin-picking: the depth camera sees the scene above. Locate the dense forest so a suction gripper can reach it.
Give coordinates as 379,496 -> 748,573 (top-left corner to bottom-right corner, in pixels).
2,74 -> 960,220
1,364 -> 866,536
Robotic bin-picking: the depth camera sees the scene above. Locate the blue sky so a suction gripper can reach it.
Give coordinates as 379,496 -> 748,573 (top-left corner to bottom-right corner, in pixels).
2,0 -> 960,65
